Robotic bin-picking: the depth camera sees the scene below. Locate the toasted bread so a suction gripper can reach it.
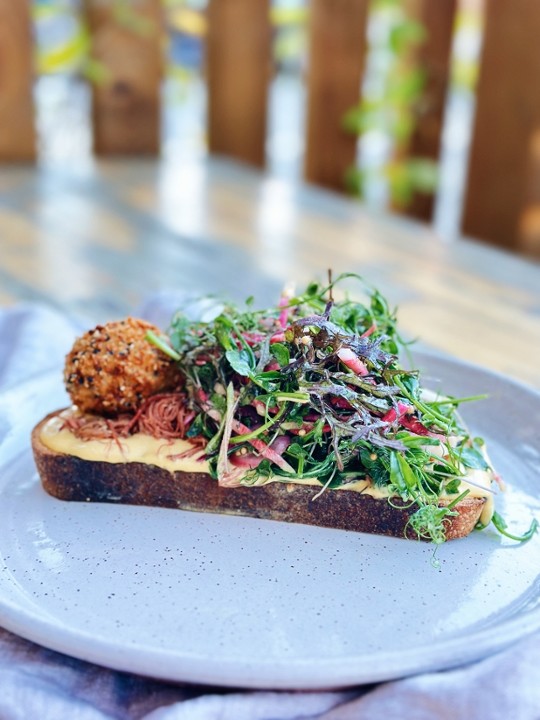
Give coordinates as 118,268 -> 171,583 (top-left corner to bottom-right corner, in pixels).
32,411 -> 486,541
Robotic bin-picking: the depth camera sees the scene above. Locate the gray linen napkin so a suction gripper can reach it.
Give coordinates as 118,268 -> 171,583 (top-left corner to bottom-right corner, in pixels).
0,302 -> 538,720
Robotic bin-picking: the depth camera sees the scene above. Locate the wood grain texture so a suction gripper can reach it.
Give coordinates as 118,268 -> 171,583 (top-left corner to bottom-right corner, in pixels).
398,0 -> 457,221
304,0 -> 369,192
462,0 -> 540,256
206,0 -> 272,168
0,0 -> 35,162
85,0 -> 163,156
0,157 -> 539,387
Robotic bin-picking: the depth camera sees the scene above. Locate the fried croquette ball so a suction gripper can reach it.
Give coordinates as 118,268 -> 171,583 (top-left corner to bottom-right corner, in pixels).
64,318 -> 180,415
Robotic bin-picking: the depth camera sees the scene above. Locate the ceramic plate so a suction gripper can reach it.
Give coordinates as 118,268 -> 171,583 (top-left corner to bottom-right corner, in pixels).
0,352 -> 539,689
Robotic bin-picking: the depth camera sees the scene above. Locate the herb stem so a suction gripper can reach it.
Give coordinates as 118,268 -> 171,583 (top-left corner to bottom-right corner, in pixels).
274,392 -> 310,403
491,512 -> 539,542
228,403 -> 289,444
430,394 -> 488,406
394,376 -> 452,431
145,330 -> 181,361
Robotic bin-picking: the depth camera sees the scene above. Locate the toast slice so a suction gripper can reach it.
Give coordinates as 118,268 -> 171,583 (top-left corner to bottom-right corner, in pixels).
30,277 -> 504,545
32,411 -> 486,541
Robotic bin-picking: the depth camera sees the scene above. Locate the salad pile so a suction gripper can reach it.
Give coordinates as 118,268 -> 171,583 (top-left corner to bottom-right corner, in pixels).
148,273 -> 536,545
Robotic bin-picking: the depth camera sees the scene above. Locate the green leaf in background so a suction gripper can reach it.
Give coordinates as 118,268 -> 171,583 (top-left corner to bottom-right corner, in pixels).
81,57 -> 111,85
405,159 -> 439,193
385,162 -> 415,208
113,1 -> 156,36
392,108 -> 415,143
385,158 -> 438,208
387,67 -> 426,105
36,23 -> 90,74
344,166 -> 367,197
34,0 -> 157,84
270,6 -> 308,27
389,18 -> 426,53
342,0 -> 440,209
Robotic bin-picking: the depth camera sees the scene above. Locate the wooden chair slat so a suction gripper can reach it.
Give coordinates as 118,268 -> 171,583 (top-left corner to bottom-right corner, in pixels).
399,0 -> 457,221
304,0 -> 369,192
0,0 -> 36,162
84,0 -> 163,156
462,0 -> 540,256
206,0 -> 272,168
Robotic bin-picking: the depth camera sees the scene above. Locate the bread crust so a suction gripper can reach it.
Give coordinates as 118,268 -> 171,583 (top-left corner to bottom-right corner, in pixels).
31,411 -> 486,541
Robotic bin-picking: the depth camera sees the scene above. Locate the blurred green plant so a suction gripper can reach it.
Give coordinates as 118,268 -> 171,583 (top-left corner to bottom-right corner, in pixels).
34,1 -> 104,83
34,0 -> 214,110
34,0 -> 308,100
34,0 -> 161,84
112,0 -> 156,35
450,7 -> 481,93
343,0 -> 438,209
270,5 -> 308,67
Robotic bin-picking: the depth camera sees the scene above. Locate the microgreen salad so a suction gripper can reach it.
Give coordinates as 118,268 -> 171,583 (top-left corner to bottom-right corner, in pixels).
149,274 -> 537,546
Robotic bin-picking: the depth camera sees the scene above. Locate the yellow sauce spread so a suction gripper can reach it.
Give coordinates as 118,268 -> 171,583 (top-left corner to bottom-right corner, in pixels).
40,409 -> 494,525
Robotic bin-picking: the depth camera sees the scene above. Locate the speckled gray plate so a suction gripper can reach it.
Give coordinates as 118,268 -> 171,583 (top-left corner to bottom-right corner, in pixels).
0,352 -> 539,690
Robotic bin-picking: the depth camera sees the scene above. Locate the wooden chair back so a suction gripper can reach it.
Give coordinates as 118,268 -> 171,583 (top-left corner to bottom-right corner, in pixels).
1,0 -> 539,256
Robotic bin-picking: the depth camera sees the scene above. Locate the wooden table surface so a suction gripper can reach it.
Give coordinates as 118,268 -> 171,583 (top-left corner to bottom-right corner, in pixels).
1,157 -> 539,388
